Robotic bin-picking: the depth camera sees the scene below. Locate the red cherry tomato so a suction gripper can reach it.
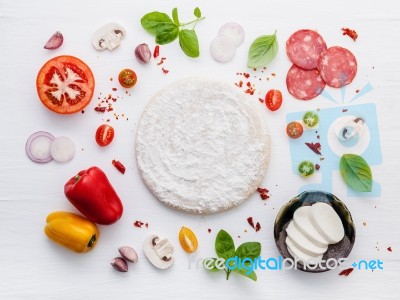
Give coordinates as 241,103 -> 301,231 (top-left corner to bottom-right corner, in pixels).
36,55 -> 95,114
95,124 -> 114,146
265,89 -> 282,111
286,121 -> 304,139
118,69 -> 137,88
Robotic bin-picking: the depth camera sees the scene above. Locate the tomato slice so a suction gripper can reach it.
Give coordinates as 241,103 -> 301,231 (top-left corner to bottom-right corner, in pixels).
36,55 -> 95,114
286,121 -> 304,139
179,226 -> 198,253
118,69 -> 137,88
303,111 -> 319,128
265,89 -> 283,111
95,124 -> 114,147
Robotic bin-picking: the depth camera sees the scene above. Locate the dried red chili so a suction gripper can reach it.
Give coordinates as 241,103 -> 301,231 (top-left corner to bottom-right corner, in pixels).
257,187 -> 270,200
255,222 -> 261,232
387,247 -> 392,252
208,228 -> 211,233
162,67 -> 169,75
157,57 -> 167,65
341,28 -> 358,41
339,268 -> 354,276
133,220 -> 144,228
153,45 -> 160,58
112,160 -> 126,174
95,106 -> 107,112
305,142 -> 322,155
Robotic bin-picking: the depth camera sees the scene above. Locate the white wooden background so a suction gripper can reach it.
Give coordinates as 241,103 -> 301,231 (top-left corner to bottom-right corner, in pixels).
1,0 -> 399,299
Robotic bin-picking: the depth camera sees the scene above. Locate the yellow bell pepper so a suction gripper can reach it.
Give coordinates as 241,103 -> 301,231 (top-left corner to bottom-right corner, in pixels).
44,211 -> 99,253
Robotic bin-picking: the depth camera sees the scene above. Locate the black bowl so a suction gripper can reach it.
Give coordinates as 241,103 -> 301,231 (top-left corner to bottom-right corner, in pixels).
274,191 -> 356,272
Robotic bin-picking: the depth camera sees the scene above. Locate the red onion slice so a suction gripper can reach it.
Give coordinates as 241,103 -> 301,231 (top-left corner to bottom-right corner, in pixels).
218,22 -> 245,47
49,137 -> 76,162
44,31 -> 64,50
210,36 -> 236,63
25,131 -> 55,163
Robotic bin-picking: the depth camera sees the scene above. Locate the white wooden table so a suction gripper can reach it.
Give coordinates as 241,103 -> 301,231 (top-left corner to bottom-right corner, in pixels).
1,0 -> 399,299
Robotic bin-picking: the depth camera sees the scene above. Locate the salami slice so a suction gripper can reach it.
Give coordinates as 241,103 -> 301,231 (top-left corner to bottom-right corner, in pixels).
286,64 -> 326,100
286,29 -> 327,70
318,46 -> 357,88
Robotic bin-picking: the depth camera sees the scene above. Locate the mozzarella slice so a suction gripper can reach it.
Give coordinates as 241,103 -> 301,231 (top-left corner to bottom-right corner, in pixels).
286,221 -> 328,256
286,237 -> 323,265
293,206 -> 329,247
309,202 -> 345,244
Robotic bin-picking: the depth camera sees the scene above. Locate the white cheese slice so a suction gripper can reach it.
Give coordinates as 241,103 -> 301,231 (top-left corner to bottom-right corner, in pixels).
293,206 -> 329,247
286,236 -> 323,265
309,202 -> 345,244
286,221 -> 328,256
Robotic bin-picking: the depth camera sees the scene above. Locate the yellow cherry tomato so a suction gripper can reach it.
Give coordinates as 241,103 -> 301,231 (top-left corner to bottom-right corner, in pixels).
179,226 -> 198,253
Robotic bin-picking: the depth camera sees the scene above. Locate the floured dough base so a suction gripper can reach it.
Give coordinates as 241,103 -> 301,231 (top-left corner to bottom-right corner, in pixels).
136,78 -> 271,214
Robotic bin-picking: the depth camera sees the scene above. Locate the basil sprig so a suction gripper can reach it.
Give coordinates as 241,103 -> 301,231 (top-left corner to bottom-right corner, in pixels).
141,7 -> 204,58
247,31 -> 279,68
204,229 -> 261,281
340,154 -> 373,192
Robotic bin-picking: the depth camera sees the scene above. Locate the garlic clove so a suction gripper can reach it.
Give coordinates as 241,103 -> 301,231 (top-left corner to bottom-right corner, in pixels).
44,31 -> 63,50
111,257 -> 128,272
118,246 -> 138,263
135,43 -> 152,64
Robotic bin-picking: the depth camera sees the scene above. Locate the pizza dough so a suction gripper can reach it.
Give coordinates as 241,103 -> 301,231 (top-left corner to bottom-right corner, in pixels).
136,78 -> 271,214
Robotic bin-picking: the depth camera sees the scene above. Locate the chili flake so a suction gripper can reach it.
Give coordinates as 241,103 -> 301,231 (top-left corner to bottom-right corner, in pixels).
133,221 -> 144,228
162,67 -> 169,75
153,45 -> 160,58
341,28 -> 358,41
339,268 -> 354,276
208,228 -> 211,233
247,217 -> 255,229
257,187 -> 270,200
387,247 -> 392,252
255,222 -> 261,232
112,159 -> 126,174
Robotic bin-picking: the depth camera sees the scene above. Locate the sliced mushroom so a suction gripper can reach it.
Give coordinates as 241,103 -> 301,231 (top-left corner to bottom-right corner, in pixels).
143,234 -> 174,269
92,22 -> 126,51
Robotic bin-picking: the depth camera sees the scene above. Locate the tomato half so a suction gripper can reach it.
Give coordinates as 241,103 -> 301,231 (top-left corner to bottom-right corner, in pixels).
118,69 -> 137,88
36,55 -> 95,114
265,89 -> 282,111
286,121 -> 304,139
95,124 -> 114,147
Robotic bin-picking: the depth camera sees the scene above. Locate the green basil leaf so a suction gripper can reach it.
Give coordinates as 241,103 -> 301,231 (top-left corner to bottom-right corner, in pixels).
233,268 -> 257,281
179,29 -> 199,58
202,258 -> 222,272
194,7 -> 202,18
340,154 -> 373,192
172,7 -> 180,26
247,31 -> 279,68
155,23 -> 179,45
235,242 -> 261,260
215,229 -> 235,260
141,12 -> 174,35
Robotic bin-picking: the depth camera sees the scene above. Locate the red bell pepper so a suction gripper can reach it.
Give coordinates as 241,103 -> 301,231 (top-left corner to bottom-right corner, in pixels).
64,166 -> 123,225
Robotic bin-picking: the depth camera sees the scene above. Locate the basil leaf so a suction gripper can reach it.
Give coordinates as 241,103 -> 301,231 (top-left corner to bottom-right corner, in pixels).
233,268 -> 257,281
155,23 -> 179,45
179,29 -> 199,58
194,7 -> 202,18
141,12 -> 174,35
247,31 -> 279,68
215,229 -> 235,260
235,242 -> 261,260
172,8 -> 180,26
340,154 -> 373,192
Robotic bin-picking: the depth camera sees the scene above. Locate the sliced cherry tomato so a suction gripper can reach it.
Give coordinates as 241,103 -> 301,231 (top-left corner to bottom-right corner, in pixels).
179,226 -> 198,253
118,69 -> 137,88
36,55 -> 95,114
265,89 -> 282,111
303,111 -> 319,128
286,121 -> 304,139
95,124 -> 114,147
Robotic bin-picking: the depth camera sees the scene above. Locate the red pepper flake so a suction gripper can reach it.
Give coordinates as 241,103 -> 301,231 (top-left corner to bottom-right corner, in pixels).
342,109 -> 348,113
109,77 -> 113,81
255,222 -> 261,232
133,220 -> 144,228
258,98 -> 264,103
247,217 -> 255,229
95,106 -> 107,112
253,68 -> 257,72
162,67 -> 169,75
112,87 -> 117,91
157,57 -> 167,65
145,223 -> 149,228
355,89 -> 360,93
387,247 -> 392,252
305,142 -> 322,155
317,135 -> 320,139
271,73 -> 276,77
341,28 -> 358,41
235,80 -> 244,88
339,268 -> 354,277
208,228 -> 211,233
112,159 -> 126,174
81,110 -> 85,114
257,187 -> 270,200
153,45 -> 160,58
315,164 -> 321,171
243,73 -> 250,79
